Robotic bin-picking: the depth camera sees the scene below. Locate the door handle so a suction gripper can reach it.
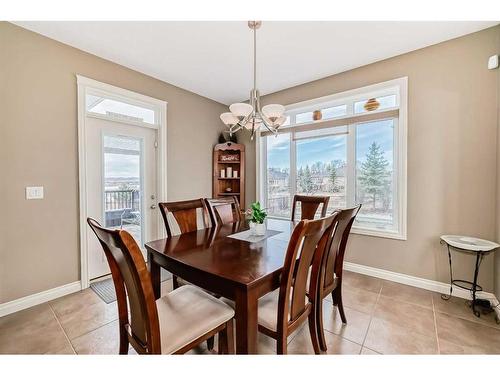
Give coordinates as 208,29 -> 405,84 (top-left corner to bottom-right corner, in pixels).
150,204 -> 157,209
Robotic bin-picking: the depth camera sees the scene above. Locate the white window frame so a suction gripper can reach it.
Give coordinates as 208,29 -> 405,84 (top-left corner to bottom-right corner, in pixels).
256,77 -> 407,240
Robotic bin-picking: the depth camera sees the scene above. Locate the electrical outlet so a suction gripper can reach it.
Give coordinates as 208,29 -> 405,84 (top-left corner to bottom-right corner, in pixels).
26,186 -> 44,200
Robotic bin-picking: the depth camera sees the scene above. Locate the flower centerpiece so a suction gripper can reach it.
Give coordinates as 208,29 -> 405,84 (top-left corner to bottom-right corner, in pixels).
246,201 -> 267,236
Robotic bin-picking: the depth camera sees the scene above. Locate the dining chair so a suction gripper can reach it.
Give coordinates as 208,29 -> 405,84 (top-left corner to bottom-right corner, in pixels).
291,195 -> 330,221
158,198 -> 210,238
158,198 -> 216,350
256,214 -> 337,354
87,218 -> 235,354
158,198 -> 212,288
314,204 -> 361,352
205,196 -> 242,226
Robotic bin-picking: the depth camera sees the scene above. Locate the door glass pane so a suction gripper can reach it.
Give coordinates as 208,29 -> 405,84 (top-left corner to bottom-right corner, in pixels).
103,135 -> 143,246
355,119 -> 396,231
296,134 -> 347,217
266,133 -> 291,218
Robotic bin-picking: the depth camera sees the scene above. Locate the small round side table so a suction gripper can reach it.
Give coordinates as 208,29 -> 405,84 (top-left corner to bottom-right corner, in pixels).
440,235 -> 499,318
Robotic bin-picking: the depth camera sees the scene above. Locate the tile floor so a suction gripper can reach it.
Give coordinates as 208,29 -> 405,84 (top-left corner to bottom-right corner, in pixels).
1,271 -> 500,355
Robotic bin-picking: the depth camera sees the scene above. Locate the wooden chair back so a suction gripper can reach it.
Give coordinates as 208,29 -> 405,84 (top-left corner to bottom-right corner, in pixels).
159,198 -> 210,237
291,195 -> 330,221
277,214 -> 336,335
320,205 -> 361,293
87,218 -> 161,354
205,197 -> 242,226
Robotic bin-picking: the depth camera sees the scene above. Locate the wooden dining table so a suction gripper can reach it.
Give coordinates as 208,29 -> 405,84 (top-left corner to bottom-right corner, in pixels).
145,218 -> 295,354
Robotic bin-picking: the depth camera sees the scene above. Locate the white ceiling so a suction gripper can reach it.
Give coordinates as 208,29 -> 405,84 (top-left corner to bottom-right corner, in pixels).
14,21 -> 498,105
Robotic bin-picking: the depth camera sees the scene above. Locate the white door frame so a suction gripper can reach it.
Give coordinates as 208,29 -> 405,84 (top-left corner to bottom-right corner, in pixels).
77,75 -> 167,289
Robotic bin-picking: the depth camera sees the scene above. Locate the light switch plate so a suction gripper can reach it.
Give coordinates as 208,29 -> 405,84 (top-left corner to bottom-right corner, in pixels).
26,186 -> 44,200
488,55 -> 499,70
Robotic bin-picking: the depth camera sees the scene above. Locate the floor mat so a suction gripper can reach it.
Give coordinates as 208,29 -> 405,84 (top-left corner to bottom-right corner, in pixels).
90,270 -> 172,303
90,278 -> 116,304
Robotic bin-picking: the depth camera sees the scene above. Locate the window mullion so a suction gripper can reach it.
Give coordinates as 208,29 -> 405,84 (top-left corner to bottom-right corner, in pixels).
346,124 -> 356,207
289,132 -> 297,205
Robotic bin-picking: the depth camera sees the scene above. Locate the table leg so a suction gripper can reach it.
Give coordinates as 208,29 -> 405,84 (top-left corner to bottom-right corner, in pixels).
147,251 -> 161,300
234,288 -> 258,354
471,252 -> 483,317
441,243 -> 453,300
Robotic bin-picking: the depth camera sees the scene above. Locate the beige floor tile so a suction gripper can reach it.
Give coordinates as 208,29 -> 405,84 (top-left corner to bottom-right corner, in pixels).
0,304 -> 74,354
71,320 -> 120,354
54,297 -> 118,340
438,339 -> 493,354
287,326 -> 361,354
372,295 -> 436,337
50,288 -> 102,316
342,271 -> 383,294
432,293 -> 500,328
364,317 -> 438,354
380,281 -> 433,309
320,301 -> 371,345
360,347 -> 381,354
435,312 -> 500,353
341,285 -> 380,314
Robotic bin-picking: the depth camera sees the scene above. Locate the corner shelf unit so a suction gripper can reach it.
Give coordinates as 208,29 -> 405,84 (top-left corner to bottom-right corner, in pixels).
213,142 -> 245,208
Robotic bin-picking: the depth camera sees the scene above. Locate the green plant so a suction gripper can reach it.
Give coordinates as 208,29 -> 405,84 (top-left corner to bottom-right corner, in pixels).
246,201 -> 267,224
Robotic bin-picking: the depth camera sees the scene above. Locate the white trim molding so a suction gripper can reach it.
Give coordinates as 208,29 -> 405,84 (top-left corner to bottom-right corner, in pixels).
77,75 -> 167,288
0,282 -> 81,318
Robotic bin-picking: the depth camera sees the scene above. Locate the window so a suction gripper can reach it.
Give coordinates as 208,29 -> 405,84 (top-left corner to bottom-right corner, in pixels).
86,93 -> 157,126
258,77 -> 407,239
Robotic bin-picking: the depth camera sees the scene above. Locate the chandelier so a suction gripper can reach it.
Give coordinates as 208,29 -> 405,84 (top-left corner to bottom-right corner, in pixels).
220,21 -> 286,140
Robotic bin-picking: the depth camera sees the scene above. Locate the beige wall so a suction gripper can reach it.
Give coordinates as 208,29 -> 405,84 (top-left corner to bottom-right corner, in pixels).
243,25 -> 500,291
496,40 -> 500,299
0,22 -> 227,303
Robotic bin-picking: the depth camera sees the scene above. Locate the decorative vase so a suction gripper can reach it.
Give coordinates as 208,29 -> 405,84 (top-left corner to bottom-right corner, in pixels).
312,110 -> 322,121
255,223 -> 266,236
249,222 -> 266,236
363,98 -> 380,112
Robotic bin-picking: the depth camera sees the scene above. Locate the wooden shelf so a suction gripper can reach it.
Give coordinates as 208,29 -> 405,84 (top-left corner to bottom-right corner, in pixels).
213,142 -> 245,209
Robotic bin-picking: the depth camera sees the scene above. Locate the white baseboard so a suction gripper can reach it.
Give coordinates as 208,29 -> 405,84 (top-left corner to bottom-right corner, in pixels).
0,262 -> 498,320
344,261 -> 497,301
0,281 -> 82,318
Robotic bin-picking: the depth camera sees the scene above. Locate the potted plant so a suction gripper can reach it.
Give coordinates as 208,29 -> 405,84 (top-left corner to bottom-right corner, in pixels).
246,201 -> 267,236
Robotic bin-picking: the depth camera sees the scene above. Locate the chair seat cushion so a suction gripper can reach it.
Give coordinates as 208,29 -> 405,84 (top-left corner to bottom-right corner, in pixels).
157,285 -> 234,354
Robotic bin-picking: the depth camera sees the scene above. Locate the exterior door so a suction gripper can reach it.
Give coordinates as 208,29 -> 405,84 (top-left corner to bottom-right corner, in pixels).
85,116 -> 158,280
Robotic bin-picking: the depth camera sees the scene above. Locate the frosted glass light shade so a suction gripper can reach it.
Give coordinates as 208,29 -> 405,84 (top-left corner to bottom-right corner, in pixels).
272,115 -> 287,128
244,119 -> 262,130
220,112 -> 239,126
262,104 -> 285,121
229,103 -> 253,119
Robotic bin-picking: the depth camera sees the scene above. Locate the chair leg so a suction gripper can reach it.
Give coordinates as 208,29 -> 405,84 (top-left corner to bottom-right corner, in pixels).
217,320 -> 234,354
226,319 -> 235,354
172,275 -> 180,290
335,288 -> 347,324
276,336 -> 287,355
316,300 -> 327,352
308,311 -> 321,354
119,324 -> 129,354
207,336 -> 215,352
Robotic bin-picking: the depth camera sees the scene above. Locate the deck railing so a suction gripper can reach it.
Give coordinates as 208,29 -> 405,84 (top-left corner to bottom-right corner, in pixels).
104,190 -> 140,212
